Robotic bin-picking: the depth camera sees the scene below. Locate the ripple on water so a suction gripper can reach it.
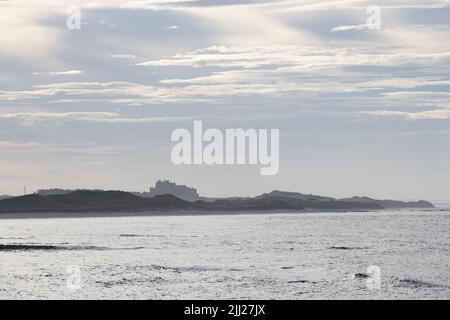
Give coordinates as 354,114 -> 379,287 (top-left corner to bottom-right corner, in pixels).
328,246 -> 370,250
0,244 -> 144,251
397,278 -> 449,289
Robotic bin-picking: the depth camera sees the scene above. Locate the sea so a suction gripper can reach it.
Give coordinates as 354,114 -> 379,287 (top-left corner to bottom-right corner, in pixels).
0,210 -> 449,299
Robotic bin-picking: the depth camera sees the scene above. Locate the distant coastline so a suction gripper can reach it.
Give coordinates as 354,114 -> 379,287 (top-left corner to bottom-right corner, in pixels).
0,187 -> 435,218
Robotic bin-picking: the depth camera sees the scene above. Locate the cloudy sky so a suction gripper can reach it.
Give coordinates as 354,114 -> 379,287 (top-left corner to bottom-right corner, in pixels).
1,0 -> 449,201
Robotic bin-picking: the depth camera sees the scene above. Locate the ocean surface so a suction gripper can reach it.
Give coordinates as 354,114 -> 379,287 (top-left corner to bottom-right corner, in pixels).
0,210 -> 449,299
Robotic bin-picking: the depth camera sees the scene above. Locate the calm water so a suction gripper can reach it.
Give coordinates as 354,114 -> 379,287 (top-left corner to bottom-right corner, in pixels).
0,210 -> 449,299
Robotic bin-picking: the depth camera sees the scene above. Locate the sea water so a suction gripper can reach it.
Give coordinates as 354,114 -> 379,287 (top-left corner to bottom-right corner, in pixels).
0,210 -> 448,299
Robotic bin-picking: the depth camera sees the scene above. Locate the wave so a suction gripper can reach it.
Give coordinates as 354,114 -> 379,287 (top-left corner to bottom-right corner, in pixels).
397,278 -> 449,289
119,234 -> 164,238
328,246 -> 369,250
0,244 -> 144,252
287,280 -> 317,284
0,237 -> 34,240
126,264 -> 224,273
0,244 -> 110,251
0,244 -> 62,251
119,234 -> 145,237
111,246 -> 145,250
96,276 -> 165,288
281,241 -> 306,245
171,265 -> 222,273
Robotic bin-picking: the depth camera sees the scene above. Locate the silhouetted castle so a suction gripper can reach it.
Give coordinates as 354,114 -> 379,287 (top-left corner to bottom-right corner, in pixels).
147,180 -> 199,202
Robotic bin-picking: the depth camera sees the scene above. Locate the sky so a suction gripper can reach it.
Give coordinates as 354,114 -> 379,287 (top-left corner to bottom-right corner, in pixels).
0,0 -> 449,201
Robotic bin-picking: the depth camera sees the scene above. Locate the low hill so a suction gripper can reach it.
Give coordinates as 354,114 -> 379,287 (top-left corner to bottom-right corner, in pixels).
0,191 -> 198,214
258,190 -> 335,202
258,191 -> 434,210
338,196 -> 434,209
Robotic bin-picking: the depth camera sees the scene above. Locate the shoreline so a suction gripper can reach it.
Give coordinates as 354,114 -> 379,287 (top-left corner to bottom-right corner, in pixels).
0,207 -> 447,220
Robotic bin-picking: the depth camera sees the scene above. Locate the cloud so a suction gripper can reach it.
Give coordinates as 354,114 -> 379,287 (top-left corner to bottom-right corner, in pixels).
0,140 -> 140,156
0,112 -> 118,120
331,24 -> 368,32
0,5 -> 60,59
276,0 -> 450,13
361,109 -> 450,120
0,140 -> 41,148
0,82 -> 185,104
1,40 -> 449,107
133,44 -> 450,100
109,54 -> 136,59
166,25 -> 179,29
137,45 -> 450,70
2,2 -> 450,112
0,112 -> 192,124
0,79 -> 302,105
32,70 -> 84,76
383,91 -> 450,99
